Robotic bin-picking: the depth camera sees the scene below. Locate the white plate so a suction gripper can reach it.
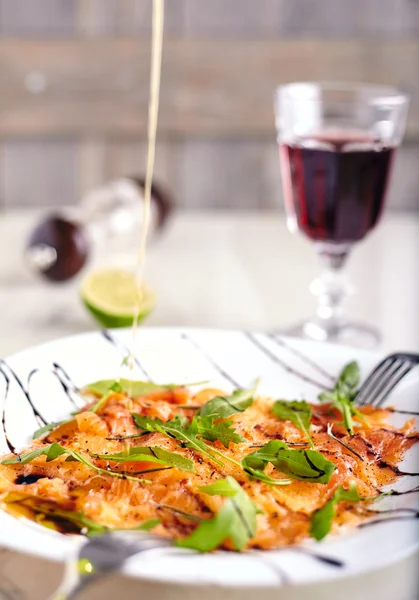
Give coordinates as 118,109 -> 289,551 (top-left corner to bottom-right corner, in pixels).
0,327 -> 418,588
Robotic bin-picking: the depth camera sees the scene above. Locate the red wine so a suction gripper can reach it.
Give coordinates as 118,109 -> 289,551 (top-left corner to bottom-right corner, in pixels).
280,134 -> 395,243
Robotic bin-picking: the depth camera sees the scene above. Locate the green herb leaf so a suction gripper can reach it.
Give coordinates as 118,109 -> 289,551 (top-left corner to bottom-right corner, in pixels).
242,465 -> 292,486
4,492 -> 107,535
110,381 -> 123,393
45,443 -> 69,461
3,443 -> 152,483
241,440 -> 336,484
199,381 -> 258,420
318,361 -> 361,435
88,378 -> 172,413
133,414 -> 225,466
310,482 -> 364,541
2,446 -> 51,465
86,379 -> 170,398
196,416 -> 246,448
83,517 -> 162,537
32,421 -> 69,440
4,492 -> 160,537
134,518 -> 161,531
93,446 -> 194,473
89,392 -> 113,414
133,410 -> 245,467
198,480 -> 238,497
176,476 -> 261,552
337,393 -> 356,435
339,361 -> 360,393
50,444 -> 153,482
272,400 -> 314,449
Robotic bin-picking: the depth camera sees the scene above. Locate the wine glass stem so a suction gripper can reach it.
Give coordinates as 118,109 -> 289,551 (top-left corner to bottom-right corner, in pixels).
310,244 -> 353,336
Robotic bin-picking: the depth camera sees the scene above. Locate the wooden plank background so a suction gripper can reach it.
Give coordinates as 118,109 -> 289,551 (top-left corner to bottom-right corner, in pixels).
0,0 -> 418,211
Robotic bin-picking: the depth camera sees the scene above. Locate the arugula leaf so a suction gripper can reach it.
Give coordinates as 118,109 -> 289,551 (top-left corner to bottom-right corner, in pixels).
2,446 -> 51,465
89,392 -> 113,414
176,476 -> 261,552
272,400 -> 314,449
310,482 -> 364,541
86,379 -> 171,398
133,414 -> 225,466
90,380 -> 165,413
88,516 -> 162,536
2,443 -> 152,483
4,493 -> 107,535
199,382 -> 258,420
32,421 -> 69,440
242,465 -> 292,486
133,412 -> 245,467
40,509 -> 107,536
87,378 -> 208,399
339,362 -> 360,393
4,492 -> 160,537
86,378 -> 209,414
198,480 -> 238,497
133,518 -> 161,531
318,361 -> 361,435
93,446 -> 194,473
48,444 -> 154,482
241,440 -> 336,484
196,416 -> 246,448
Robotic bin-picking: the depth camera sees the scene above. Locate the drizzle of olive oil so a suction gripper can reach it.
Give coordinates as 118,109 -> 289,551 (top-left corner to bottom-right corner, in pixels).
129,0 -> 165,372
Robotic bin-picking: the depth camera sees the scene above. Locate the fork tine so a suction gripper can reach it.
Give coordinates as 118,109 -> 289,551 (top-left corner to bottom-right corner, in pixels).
371,361 -> 415,408
355,356 -> 397,406
357,359 -> 405,408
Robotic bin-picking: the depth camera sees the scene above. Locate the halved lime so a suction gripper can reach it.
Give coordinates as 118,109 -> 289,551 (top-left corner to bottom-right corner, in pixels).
80,268 -> 156,328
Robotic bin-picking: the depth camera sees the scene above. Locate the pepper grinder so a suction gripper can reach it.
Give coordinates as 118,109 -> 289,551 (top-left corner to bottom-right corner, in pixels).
26,177 -> 173,283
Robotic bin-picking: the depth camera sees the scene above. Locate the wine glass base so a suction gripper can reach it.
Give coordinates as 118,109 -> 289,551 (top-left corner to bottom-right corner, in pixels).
278,319 -> 381,350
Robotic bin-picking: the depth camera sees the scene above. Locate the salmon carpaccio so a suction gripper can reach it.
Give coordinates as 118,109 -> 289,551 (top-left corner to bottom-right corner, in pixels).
0,385 -> 417,550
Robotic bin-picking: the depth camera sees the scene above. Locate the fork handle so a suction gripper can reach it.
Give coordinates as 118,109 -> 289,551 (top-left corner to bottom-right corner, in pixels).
47,560 -> 98,600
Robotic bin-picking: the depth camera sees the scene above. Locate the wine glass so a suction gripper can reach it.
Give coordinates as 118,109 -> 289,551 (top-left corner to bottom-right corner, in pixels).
274,82 -> 409,347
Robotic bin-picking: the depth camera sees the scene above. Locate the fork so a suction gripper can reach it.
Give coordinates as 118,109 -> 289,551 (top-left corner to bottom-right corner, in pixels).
48,533 -> 171,600
354,352 -> 419,408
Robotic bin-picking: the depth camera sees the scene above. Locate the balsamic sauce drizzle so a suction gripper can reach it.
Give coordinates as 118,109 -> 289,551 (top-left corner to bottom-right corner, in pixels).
288,546 -> 344,568
364,508 -> 419,517
253,553 -> 291,583
0,365 -> 14,453
27,365 -> 81,410
181,333 -> 241,387
0,360 -> 47,425
1,360 -> 83,454
378,460 -> 419,477
53,363 -> 81,407
0,360 -> 49,454
245,332 -> 333,390
15,474 -> 45,485
253,545 -> 345,580
387,486 -> 419,496
388,408 -> 419,416
101,330 -> 152,380
269,334 -> 335,383
358,513 -> 419,529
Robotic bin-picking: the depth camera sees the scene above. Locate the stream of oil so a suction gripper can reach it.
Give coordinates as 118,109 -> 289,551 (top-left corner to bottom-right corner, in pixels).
129,0 -> 164,368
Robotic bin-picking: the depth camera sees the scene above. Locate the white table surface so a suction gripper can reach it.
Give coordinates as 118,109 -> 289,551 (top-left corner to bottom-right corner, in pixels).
1,208 -> 418,356
0,208 -> 418,600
